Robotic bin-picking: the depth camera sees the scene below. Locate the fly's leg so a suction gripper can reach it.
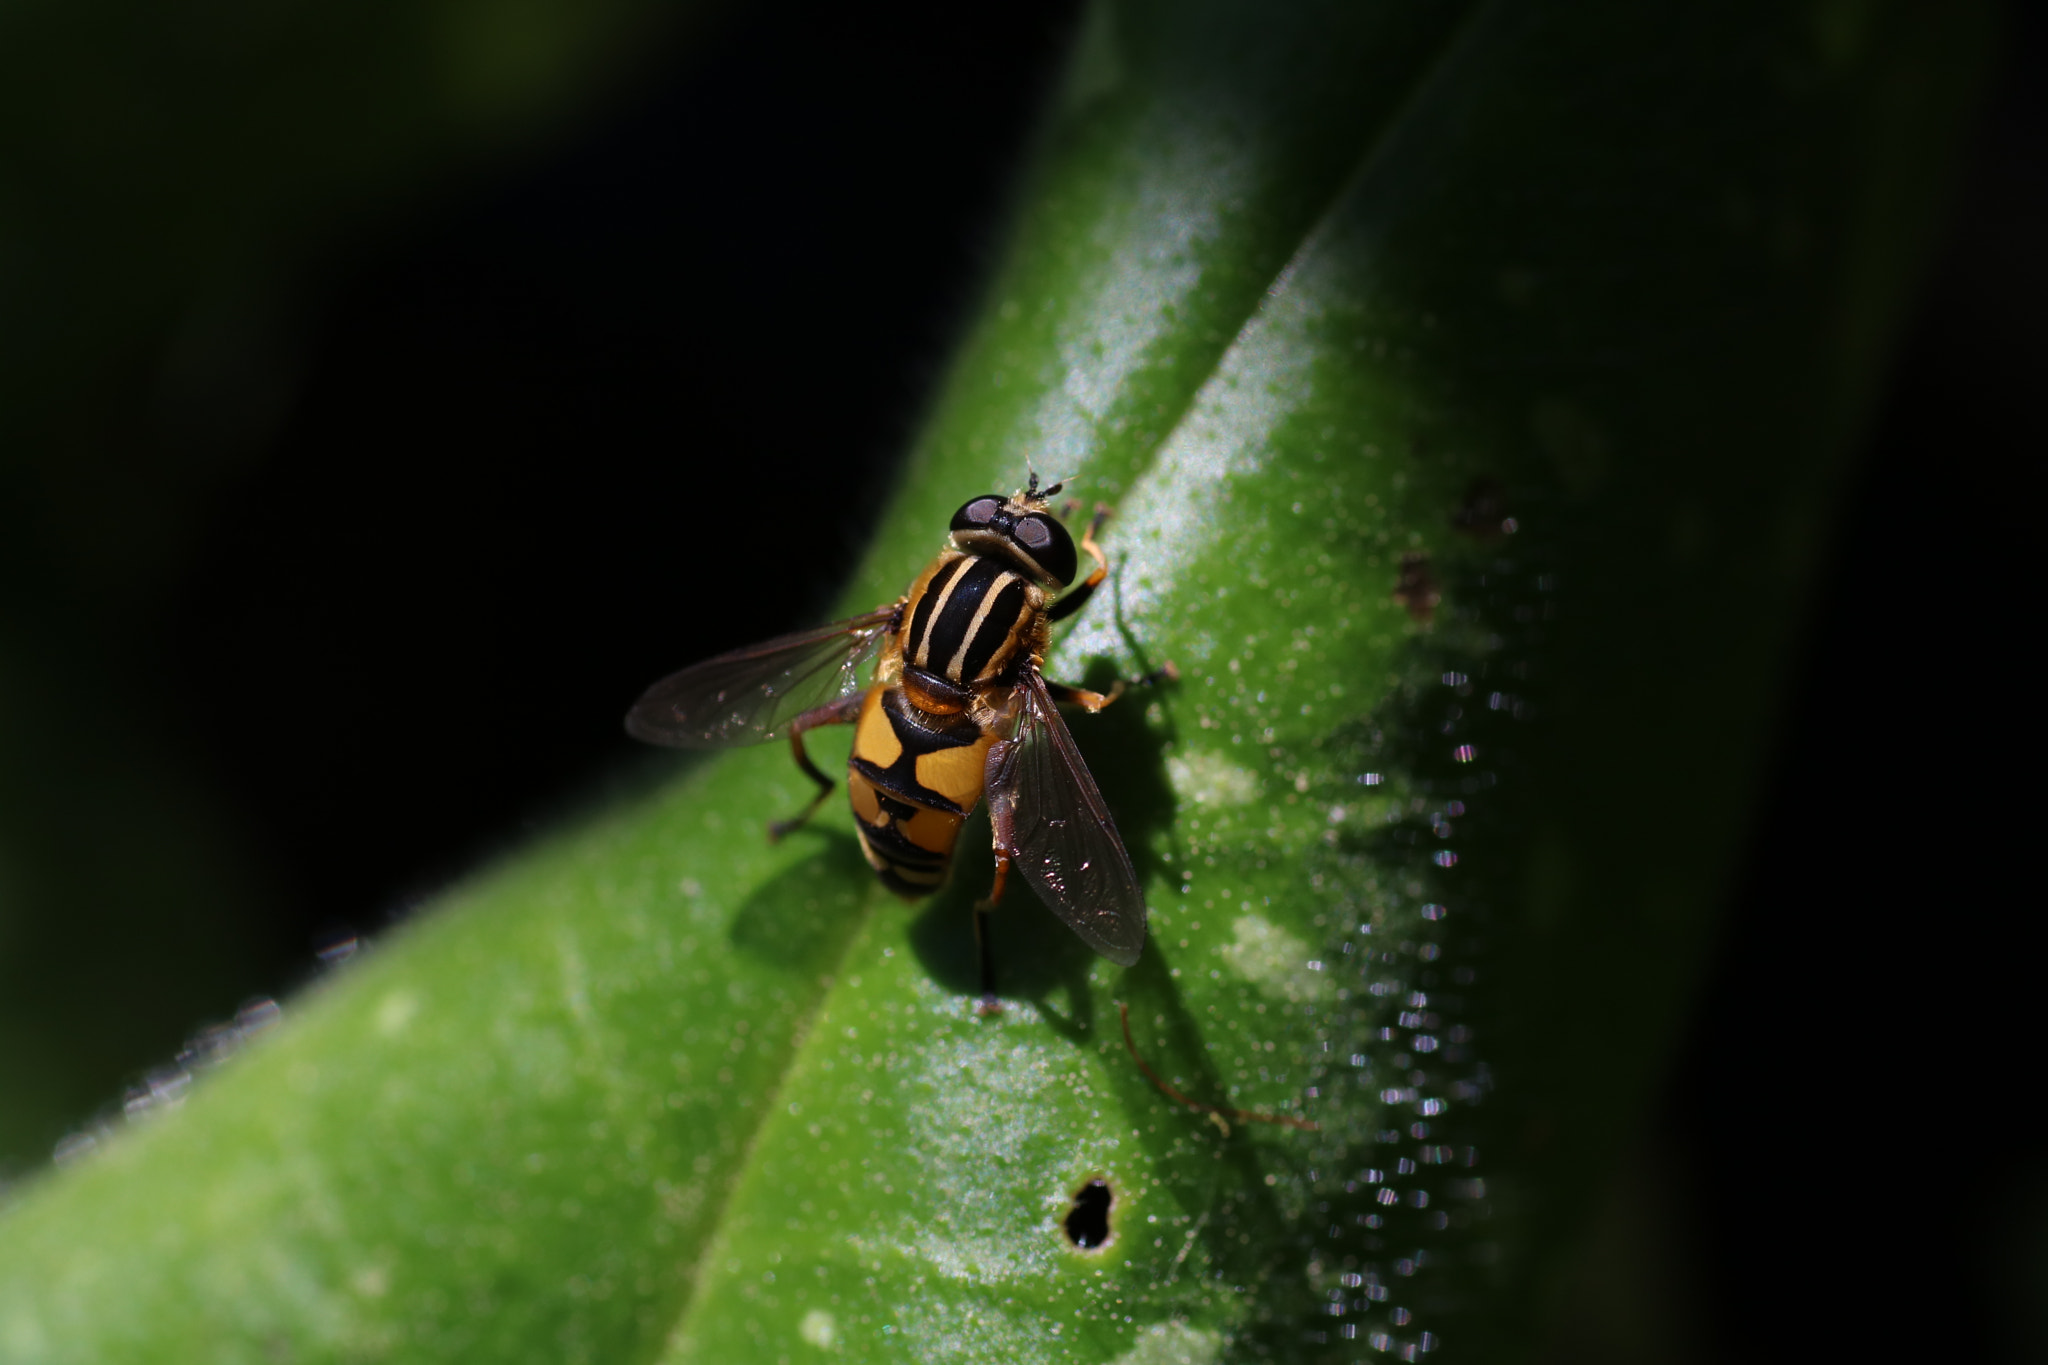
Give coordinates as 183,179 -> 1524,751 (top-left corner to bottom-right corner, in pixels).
975,738 -> 1021,1013
1041,662 -> 1179,713
1047,503 -> 1113,623
1046,504 -> 1177,698
971,863 -> 1007,1016
767,694 -> 864,841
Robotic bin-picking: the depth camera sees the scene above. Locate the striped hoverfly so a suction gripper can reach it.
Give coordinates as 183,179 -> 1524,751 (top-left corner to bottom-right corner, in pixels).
625,476 -> 1165,1002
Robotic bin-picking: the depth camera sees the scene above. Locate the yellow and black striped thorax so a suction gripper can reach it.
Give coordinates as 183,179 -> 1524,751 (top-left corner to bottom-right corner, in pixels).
898,551 -> 1044,687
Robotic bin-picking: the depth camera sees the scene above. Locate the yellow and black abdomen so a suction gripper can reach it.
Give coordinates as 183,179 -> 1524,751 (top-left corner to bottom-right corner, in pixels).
846,685 -> 994,897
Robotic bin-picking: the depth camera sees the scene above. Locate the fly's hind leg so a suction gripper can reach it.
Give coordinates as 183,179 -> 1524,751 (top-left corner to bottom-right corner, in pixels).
974,739 -> 1022,1014
767,694 -> 864,841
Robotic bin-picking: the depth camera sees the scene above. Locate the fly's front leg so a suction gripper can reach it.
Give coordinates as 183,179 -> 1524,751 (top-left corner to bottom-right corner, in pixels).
1047,503 -> 1113,623
767,694 -> 864,841
1047,504 -> 1178,700
975,737 -> 1022,1013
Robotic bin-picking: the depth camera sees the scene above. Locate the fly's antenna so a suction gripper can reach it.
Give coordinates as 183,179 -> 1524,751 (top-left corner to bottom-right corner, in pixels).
1019,469 -> 1071,506
1116,1002 -> 1318,1135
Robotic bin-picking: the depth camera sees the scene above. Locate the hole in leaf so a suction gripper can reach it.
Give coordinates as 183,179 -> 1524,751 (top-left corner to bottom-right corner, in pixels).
1064,1178 -> 1113,1249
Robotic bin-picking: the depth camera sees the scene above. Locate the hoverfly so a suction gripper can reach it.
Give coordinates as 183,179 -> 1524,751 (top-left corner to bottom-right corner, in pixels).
626,475 -> 1162,1000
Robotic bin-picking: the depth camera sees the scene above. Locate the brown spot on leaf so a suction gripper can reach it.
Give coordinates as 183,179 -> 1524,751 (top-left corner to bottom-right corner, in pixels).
1393,552 -> 1440,623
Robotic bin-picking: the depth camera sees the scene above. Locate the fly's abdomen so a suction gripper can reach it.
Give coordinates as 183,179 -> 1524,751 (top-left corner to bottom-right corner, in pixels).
900,552 -> 1039,686
848,774 -> 964,896
846,685 -> 993,899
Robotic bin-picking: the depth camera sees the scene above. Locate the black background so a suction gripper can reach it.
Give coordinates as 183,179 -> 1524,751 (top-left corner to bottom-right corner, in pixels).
3,4 -> 2039,1359
1647,13 -> 2045,1357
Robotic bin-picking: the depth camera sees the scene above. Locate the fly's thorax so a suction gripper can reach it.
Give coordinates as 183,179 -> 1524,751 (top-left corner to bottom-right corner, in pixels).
898,552 -> 963,621
970,671 -> 1026,740
899,665 -> 970,717
870,624 -> 906,690
899,550 -> 1047,687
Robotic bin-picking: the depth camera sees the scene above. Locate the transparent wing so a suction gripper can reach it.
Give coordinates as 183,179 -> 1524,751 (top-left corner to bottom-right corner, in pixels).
624,606 -> 897,748
988,670 -> 1147,966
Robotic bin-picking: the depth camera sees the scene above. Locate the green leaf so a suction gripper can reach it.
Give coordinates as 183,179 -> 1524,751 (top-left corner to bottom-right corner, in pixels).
0,2 -> 1990,1361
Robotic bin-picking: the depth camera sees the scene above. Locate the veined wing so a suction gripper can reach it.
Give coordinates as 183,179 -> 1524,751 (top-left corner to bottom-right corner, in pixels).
988,670 -> 1147,966
625,606 -> 897,748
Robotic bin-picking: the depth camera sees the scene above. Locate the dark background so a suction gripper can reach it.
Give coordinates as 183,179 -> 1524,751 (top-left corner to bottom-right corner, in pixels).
1550,8 -> 2046,1353
1651,13 -> 2044,1361
0,4 -> 2038,1360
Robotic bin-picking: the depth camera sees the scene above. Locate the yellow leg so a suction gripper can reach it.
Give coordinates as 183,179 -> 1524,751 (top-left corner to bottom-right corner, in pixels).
1043,662 -> 1179,713
1047,503 -> 1113,623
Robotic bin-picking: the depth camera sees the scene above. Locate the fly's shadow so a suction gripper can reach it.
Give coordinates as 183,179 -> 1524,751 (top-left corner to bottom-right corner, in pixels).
728,831 -> 872,980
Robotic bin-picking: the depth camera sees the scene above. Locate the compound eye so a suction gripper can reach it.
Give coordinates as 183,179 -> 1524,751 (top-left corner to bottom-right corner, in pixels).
946,493 -> 1003,532
1016,514 -> 1078,585
950,496 -> 1005,531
